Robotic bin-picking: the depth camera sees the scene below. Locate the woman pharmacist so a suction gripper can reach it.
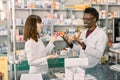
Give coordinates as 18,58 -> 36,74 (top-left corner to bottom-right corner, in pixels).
23,15 -> 57,74
61,7 -> 108,80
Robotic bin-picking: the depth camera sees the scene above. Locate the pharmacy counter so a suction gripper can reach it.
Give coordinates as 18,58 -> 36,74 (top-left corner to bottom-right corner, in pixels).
11,59 -> 120,80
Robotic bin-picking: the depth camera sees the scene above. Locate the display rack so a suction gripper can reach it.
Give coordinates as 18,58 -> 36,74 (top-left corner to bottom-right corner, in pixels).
1,0 -> 120,80
0,0 -> 10,56
9,0 -> 90,51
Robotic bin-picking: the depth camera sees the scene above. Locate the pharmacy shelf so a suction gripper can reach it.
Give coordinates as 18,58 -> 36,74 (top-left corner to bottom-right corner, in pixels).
0,35 -> 8,37
91,3 -> 108,6
10,1 -> 120,50
14,8 -> 30,10
108,4 -> 120,6
53,9 -> 83,11
15,8 -> 50,10
12,24 -> 84,28
53,24 -> 84,27
0,54 -> 7,56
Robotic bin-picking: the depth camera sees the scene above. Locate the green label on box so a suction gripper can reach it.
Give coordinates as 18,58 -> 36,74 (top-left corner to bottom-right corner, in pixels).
47,58 -> 64,68
12,60 -> 29,71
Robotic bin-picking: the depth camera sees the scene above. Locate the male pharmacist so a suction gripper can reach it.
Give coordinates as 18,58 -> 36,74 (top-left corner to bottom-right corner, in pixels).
61,7 -> 108,80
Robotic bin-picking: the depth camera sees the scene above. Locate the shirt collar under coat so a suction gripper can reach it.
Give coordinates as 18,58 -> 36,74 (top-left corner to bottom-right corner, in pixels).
85,26 -> 99,39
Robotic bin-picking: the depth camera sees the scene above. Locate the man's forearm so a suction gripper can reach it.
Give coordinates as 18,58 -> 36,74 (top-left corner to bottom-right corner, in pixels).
75,38 -> 86,50
66,39 -> 73,48
64,36 -> 73,48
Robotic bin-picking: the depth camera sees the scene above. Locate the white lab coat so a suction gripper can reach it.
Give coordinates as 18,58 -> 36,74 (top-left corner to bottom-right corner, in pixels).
24,38 -> 54,73
72,26 -> 108,68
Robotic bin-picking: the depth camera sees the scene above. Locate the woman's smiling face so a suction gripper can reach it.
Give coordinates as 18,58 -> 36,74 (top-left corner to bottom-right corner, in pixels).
37,23 -> 42,33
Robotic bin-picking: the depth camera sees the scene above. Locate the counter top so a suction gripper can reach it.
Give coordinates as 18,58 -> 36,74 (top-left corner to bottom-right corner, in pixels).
44,63 -> 120,80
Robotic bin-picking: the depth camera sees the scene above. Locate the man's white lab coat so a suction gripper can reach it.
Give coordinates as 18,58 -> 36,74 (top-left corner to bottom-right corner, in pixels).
72,26 -> 108,68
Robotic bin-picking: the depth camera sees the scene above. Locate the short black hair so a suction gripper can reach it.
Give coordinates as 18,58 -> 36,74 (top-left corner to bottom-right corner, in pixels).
84,7 -> 99,21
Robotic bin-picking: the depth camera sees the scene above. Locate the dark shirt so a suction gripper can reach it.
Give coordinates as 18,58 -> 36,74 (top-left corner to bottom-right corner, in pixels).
86,27 -> 96,38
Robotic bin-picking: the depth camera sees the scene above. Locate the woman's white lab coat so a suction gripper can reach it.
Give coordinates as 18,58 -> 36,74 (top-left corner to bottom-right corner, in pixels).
24,38 -> 54,73
72,26 -> 108,68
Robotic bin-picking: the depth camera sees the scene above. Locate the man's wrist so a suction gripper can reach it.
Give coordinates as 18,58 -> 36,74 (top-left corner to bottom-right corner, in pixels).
65,37 -> 73,48
82,45 -> 86,50
64,36 -> 69,41
76,39 -> 86,50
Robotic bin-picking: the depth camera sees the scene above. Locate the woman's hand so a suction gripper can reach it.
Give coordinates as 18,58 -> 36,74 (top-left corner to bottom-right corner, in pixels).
47,54 -> 58,59
50,34 -> 57,43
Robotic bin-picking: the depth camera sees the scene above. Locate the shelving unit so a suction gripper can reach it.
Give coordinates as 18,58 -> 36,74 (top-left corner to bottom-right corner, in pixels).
0,0 -> 10,56
8,0 -> 90,51
8,1 -> 90,79
1,0 -> 119,58
8,0 -> 120,52
0,0 -> 119,80
91,2 -> 120,51
0,1 -> 10,80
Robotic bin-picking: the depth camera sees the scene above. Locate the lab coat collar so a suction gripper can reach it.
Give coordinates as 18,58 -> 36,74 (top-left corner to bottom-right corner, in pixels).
85,26 -> 100,39
91,26 -> 100,35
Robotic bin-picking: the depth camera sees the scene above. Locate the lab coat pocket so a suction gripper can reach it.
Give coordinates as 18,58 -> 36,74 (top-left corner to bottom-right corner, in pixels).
86,36 -> 97,48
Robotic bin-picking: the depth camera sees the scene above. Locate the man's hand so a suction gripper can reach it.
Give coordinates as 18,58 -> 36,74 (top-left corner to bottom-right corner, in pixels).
60,33 -> 73,48
74,37 -> 86,50
60,33 -> 68,40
